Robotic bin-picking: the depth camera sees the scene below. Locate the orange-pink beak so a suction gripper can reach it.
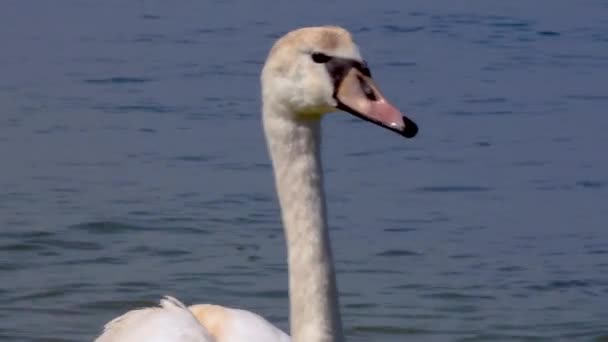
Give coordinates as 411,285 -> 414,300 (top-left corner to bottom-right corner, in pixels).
335,68 -> 418,138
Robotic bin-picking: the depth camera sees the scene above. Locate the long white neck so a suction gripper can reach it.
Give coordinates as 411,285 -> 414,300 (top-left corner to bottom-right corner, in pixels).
263,101 -> 345,342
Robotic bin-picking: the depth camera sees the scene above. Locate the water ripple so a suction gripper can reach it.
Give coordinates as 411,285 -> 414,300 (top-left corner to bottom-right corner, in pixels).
1,1 -> 607,341
412,186 -> 492,193
84,77 -> 152,84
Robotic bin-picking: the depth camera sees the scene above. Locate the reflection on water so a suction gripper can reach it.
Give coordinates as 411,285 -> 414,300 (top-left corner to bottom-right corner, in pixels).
1,1 -> 607,341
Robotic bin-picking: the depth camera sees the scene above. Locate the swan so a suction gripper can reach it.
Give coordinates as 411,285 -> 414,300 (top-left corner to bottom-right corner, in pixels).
94,25 -> 418,342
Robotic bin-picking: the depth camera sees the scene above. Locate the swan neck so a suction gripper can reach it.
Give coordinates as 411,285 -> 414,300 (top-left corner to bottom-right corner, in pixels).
263,104 -> 344,342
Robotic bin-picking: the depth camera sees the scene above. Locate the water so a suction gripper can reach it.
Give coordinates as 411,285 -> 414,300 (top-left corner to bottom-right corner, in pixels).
1,1 -> 607,341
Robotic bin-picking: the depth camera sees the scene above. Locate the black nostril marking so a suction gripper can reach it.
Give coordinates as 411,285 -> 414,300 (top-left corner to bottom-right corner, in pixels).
358,75 -> 376,101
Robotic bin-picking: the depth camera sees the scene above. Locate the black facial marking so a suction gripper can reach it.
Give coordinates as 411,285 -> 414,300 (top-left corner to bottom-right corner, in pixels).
357,61 -> 371,77
313,53 -> 372,89
325,58 -> 352,89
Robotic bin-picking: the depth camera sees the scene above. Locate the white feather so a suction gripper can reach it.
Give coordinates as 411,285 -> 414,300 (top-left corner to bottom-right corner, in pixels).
95,297 -> 213,342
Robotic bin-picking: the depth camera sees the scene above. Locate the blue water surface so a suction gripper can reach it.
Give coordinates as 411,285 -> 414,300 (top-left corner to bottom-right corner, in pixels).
1,1 -> 607,341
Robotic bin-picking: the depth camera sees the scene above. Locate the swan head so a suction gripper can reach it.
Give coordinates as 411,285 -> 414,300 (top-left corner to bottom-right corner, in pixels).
262,26 -> 418,138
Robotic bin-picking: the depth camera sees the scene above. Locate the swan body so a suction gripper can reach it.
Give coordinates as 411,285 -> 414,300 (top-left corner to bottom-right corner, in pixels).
94,26 -> 417,342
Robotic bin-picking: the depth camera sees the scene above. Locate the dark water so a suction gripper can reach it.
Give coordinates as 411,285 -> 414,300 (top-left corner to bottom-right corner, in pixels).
1,1 -> 607,341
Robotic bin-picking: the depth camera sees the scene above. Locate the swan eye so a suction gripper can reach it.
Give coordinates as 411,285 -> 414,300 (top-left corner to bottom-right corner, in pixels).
311,52 -> 332,64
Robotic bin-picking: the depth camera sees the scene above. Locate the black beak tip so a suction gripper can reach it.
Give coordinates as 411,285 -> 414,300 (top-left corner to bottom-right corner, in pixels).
401,116 -> 418,138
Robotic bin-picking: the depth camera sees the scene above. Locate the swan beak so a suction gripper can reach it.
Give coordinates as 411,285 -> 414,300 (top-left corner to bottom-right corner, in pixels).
335,69 -> 418,138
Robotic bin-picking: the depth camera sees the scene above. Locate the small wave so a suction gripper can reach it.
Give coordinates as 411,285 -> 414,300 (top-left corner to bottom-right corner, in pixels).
69,221 -> 145,234
352,325 -> 430,335
423,292 -> 495,300
382,25 -> 425,34
84,77 -> 151,85
577,180 -> 605,189
412,185 -> 492,193
526,279 -> 595,292
376,249 -> 420,257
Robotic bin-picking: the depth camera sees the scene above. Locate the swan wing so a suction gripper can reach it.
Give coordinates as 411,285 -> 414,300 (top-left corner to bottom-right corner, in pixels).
94,296 -> 213,342
189,304 -> 290,342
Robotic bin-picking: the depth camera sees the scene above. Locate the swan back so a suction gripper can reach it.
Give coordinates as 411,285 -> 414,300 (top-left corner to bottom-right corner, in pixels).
94,297 -> 212,342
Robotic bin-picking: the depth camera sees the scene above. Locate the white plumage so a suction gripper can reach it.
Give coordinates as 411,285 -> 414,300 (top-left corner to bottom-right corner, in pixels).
95,297 -> 213,342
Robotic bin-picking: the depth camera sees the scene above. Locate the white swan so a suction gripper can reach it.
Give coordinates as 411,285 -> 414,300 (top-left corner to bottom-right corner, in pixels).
94,26 -> 418,342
